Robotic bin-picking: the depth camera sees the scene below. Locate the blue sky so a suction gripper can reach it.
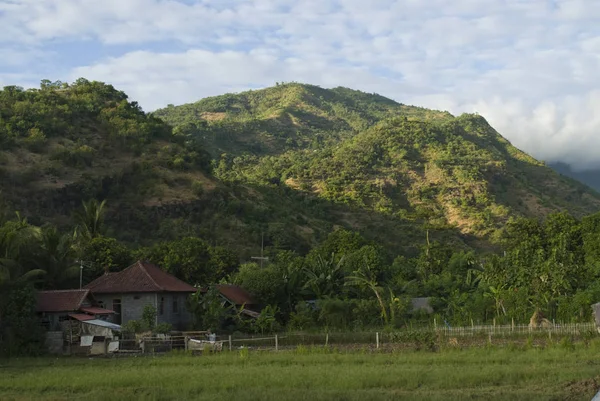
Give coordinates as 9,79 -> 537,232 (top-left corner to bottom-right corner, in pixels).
1,0 -> 600,169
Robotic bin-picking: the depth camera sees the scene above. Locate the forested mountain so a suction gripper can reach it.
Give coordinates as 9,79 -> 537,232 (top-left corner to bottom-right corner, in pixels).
1,80 -> 599,259
154,82 -> 600,253
4,79 -> 600,352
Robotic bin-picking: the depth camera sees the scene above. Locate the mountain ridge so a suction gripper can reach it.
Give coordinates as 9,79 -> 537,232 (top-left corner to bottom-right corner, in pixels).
1,80 -> 598,259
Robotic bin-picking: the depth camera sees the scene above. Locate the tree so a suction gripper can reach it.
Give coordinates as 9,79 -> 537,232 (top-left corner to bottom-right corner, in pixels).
34,226 -> 78,289
74,199 -> 107,240
137,237 -> 214,286
79,236 -> 133,281
303,253 -> 346,299
345,270 -> 388,324
0,214 -> 45,287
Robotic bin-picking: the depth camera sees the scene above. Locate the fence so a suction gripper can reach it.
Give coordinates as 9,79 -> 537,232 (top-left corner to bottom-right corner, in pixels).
68,322 -> 598,356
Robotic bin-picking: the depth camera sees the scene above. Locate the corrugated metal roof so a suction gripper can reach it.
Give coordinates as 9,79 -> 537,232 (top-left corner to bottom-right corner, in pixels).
36,289 -> 90,313
84,260 -> 197,294
83,319 -> 122,331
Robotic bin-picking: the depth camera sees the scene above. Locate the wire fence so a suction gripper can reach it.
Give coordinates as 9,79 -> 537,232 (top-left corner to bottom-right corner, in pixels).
126,322 -> 599,354
60,322 -> 599,356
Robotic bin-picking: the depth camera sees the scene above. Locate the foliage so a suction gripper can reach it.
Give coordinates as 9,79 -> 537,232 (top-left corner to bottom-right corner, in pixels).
188,286 -> 229,331
121,320 -> 143,334
142,304 -> 157,331
0,285 -> 45,356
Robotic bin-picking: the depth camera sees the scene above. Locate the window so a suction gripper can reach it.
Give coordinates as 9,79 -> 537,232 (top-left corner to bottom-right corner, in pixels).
113,299 -> 122,324
173,297 -> 179,314
159,297 -> 165,315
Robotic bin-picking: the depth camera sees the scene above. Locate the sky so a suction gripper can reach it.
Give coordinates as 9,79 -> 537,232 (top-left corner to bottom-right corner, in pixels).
1,0 -> 600,170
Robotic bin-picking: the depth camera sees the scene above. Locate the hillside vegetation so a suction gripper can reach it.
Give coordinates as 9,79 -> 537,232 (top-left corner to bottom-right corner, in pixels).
154,82 -> 600,251
5,80 -> 600,354
0,81 -> 598,257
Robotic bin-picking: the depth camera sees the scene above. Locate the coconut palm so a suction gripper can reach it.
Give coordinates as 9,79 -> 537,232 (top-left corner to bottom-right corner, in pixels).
32,226 -> 79,289
73,199 -> 107,240
0,213 -> 45,287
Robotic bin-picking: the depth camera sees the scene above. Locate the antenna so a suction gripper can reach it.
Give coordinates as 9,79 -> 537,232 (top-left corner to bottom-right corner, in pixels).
250,232 -> 269,268
75,260 -> 93,289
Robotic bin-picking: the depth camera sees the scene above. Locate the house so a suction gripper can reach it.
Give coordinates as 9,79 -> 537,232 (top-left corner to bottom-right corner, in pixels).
84,260 -> 198,330
411,297 -> 433,314
214,284 -> 261,318
36,289 -> 115,331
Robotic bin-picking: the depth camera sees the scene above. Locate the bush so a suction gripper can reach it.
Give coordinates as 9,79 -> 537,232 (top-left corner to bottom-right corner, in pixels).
154,322 -> 173,334
142,305 -> 157,331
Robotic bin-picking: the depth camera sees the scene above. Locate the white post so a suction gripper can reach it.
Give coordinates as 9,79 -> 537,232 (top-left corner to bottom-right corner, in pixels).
184,336 -> 188,352
376,332 -> 380,349
275,334 -> 278,351
228,335 -> 232,351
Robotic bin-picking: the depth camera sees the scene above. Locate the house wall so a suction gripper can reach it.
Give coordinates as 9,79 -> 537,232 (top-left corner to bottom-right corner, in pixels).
93,292 -> 193,330
40,312 -> 69,331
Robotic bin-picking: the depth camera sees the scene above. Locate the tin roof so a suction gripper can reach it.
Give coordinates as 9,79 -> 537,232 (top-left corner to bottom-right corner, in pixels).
84,260 -> 197,294
36,289 -> 90,313
83,319 -> 122,331
215,284 -> 255,306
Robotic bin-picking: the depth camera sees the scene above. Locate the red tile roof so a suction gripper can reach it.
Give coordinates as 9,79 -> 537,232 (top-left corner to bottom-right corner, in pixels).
36,290 -> 90,313
79,307 -> 114,315
68,313 -> 96,321
84,260 -> 197,294
216,284 -> 255,306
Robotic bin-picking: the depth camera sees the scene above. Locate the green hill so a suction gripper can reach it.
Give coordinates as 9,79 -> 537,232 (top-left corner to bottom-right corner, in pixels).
1,80 -> 599,260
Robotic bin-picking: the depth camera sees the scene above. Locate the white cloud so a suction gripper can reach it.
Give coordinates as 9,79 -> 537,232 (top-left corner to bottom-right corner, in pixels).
2,0 -> 600,169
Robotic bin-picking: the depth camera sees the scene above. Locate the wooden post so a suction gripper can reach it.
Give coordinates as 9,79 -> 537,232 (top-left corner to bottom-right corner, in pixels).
376,332 -> 380,349
228,335 -> 232,351
325,333 -> 329,347
184,336 -> 188,352
275,334 -> 278,351
511,318 -> 515,332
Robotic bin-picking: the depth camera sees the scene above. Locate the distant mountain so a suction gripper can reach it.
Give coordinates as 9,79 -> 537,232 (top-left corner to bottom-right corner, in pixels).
1,80 -> 599,259
550,162 -> 600,193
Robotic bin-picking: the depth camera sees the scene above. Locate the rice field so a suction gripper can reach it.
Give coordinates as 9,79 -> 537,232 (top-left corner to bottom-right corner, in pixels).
1,343 -> 600,401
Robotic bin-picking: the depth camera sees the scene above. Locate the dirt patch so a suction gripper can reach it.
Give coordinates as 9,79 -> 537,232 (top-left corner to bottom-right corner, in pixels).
562,376 -> 600,401
201,112 -> 227,121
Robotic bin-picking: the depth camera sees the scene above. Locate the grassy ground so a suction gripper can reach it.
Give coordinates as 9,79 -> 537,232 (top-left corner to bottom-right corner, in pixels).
1,345 -> 599,401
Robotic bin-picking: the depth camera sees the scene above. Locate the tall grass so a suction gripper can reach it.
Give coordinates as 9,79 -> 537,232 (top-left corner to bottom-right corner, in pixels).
1,343 -> 600,400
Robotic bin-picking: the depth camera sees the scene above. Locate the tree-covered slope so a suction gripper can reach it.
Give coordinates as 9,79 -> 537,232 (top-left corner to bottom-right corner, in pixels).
1,80 -> 599,260
153,83 -> 454,157
156,83 -> 600,246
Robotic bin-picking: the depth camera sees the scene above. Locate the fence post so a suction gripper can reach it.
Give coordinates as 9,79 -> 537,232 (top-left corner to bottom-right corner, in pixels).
228,335 -> 232,351
511,318 -> 514,332
184,336 -> 188,352
325,333 -> 329,347
376,332 -> 380,349
275,334 -> 279,351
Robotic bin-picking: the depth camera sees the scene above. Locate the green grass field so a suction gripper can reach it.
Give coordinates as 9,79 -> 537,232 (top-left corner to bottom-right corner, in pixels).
1,345 -> 599,401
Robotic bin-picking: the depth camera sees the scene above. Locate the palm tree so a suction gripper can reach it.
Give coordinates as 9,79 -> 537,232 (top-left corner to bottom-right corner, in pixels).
345,270 -> 388,324
73,199 -> 107,240
0,213 -> 45,287
302,253 -> 345,299
33,226 -> 79,289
